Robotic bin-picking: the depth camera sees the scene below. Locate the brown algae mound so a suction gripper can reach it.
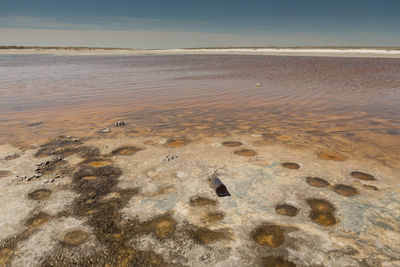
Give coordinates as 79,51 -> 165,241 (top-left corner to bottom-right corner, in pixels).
281,162 -> 300,169
34,156 -> 171,266
190,227 -> 227,244
83,159 -> 113,168
73,165 -> 122,199
28,189 -> 52,200
363,184 -> 378,191
309,212 -> 337,227
0,248 -> 13,266
0,170 -> 11,178
222,141 -> 243,147
306,199 -> 335,213
62,163 -> 158,265
37,145 -> 100,159
34,136 -> 82,158
120,213 -> 177,239
154,219 -> 176,239
306,199 -> 337,226
80,176 -> 98,181
44,247 -> 166,267
316,151 -> 347,161
333,184 -> 358,197
119,213 -> 177,240
262,255 -> 296,267
83,209 -> 100,215
111,146 -> 143,156
351,171 -> 376,181
251,224 -> 285,247
275,204 -> 299,217
234,149 -> 257,157
62,230 -> 90,246
165,139 -> 189,148
204,211 -> 225,223
35,157 -> 68,175
4,154 -> 20,161
25,212 -> 52,228
306,177 -> 330,187
78,146 -> 101,159
190,196 -> 217,206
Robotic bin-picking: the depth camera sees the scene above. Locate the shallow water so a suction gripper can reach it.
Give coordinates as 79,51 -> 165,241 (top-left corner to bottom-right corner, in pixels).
0,54 -> 399,165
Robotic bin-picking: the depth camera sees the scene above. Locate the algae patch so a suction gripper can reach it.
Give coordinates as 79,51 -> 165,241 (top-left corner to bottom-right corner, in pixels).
62,230 -> 90,246
281,162 -> 300,169
222,141 -> 242,147
305,177 -> 330,188
275,204 -> 299,217
28,189 -> 52,200
306,199 -> 337,226
111,146 -> 143,156
234,149 -> 257,157
251,224 -> 286,247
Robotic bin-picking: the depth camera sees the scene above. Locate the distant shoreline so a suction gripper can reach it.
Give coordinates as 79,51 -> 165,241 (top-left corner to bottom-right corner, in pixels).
1,46 -> 400,58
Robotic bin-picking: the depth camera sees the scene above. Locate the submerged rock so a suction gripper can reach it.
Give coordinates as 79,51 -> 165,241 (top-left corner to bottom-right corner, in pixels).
115,121 -> 126,126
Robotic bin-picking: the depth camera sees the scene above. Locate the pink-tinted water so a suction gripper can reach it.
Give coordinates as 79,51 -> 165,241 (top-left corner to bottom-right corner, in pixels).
0,54 -> 399,165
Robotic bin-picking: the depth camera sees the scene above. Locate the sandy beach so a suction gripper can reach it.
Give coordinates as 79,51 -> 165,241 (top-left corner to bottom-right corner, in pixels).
1,53 -> 399,266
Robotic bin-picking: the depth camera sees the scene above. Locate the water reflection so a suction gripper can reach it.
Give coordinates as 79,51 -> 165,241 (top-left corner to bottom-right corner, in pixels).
0,54 -> 399,167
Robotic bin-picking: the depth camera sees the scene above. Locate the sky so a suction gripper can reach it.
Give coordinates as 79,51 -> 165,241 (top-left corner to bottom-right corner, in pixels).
0,0 -> 399,48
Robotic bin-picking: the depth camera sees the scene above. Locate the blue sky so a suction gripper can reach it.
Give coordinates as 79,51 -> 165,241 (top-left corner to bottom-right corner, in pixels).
0,0 -> 399,48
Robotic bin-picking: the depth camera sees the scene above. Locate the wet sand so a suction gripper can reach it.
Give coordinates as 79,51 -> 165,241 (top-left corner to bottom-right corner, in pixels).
0,54 -> 400,266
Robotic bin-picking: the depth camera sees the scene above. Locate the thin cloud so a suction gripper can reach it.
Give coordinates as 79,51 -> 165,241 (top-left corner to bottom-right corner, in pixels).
0,15 -> 214,32
1,27 -> 398,49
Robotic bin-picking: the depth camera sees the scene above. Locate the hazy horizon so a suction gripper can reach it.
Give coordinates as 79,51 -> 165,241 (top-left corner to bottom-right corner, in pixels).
1,0 -> 400,48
